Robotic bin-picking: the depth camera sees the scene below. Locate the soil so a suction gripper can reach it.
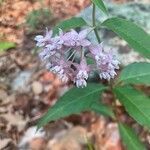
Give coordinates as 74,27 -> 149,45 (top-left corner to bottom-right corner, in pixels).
0,0 -> 150,150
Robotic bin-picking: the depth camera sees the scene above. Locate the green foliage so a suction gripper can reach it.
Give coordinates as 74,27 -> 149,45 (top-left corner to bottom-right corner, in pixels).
53,17 -> 87,35
86,57 -> 95,65
26,8 -> 52,30
102,17 -> 150,59
37,83 -> 106,129
114,86 -> 150,128
91,0 -> 108,15
90,101 -> 114,118
119,123 -> 146,150
118,62 -> 150,85
37,1 -> 150,148
0,42 -> 16,52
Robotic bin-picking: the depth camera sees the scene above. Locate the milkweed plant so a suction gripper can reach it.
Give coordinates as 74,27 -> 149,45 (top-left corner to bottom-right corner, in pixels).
35,0 -> 150,149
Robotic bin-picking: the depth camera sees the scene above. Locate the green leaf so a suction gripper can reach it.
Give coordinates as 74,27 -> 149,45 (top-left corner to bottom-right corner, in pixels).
91,0 -> 108,15
0,42 -> 16,52
87,57 -> 95,65
102,17 -> 150,59
119,123 -> 146,150
118,62 -> 150,85
38,83 -> 106,128
91,101 -> 115,118
26,8 -> 52,30
114,86 -> 150,128
53,17 -> 87,35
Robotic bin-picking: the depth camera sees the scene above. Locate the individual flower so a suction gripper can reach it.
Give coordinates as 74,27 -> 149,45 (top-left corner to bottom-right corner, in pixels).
39,46 -> 56,61
75,79 -> 87,88
47,29 -> 64,50
74,58 -> 90,88
89,43 -> 119,80
35,29 -> 64,52
62,29 -> 91,47
98,52 -> 119,80
51,65 -> 68,83
50,58 -> 73,83
45,62 -> 53,70
34,30 -> 53,47
51,36 -> 64,50
89,43 -> 103,61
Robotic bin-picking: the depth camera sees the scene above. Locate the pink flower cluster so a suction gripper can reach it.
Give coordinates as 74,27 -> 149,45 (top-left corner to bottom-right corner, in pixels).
35,29 -> 119,88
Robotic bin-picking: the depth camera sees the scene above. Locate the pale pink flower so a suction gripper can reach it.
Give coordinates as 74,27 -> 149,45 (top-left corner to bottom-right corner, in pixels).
75,79 -> 87,88
50,58 -> 73,83
35,29 -> 64,51
35,28 -> 120,87
98,52 -> 119,80
89,43 -> 119,80
35,30 -> 53,47
62,29 -> 91,47
39,46 -> 56,61
89,43 -> 103,60
51,65 -> 69,83
74,58 -> 90,87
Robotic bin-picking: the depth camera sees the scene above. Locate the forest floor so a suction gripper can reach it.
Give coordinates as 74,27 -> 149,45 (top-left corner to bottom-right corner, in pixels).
0,0 -> 150,150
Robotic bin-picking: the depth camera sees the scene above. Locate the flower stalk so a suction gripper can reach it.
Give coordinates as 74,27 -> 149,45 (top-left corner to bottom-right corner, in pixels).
92,4 -> 101,43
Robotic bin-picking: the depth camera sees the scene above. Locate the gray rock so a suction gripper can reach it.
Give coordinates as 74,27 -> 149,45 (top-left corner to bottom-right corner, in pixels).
18,126 -> 45,150
11,71 -> 32,92
80,2 -> 150,32
79,2 -> 150,65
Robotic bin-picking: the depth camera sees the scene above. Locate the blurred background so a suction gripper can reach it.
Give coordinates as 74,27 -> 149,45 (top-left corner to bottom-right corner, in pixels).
0,0 -> 150,150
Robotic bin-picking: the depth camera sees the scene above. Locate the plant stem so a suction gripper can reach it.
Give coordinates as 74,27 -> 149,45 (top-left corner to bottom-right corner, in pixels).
109,80 -> 119,122
81,46 -> 84,59
92,4 -> 101,43
92,3 -> 119,123
67,50 -> 76,61
86,136 -> 94,150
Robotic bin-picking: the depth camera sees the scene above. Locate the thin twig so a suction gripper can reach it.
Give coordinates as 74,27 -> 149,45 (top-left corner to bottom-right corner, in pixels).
92,4 -> 101,43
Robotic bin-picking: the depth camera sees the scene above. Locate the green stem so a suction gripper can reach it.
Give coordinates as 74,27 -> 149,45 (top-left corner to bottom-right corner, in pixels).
86,137 -> 94,150
81,46 -> 84,59
109,80 -> 119,122
92,4 -> 101,43
67,50 -> 76,61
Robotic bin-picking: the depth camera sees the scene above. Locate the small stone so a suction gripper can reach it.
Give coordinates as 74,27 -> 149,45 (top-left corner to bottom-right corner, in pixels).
47,139 -> 81,150
91,117 -> 123,150
42,72 -> 55,82
116,100 -> 122,106
1,113 -> 28,131
11,71 -> 32,92
29,138 -> 46,150
105,124 -> 122,150
0,107 -> 7,113
53,78 -> 62,87
32,81 -> 43,95
19,126 -> 45,148
44,84 -> 53,92
2,94 -> 16,105
46,126 -> 89,150
0,89 -> 7,101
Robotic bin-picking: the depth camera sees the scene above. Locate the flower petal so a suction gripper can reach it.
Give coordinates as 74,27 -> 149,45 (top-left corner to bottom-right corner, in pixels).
81,39 -> 91,47
78,29 -> 88,39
